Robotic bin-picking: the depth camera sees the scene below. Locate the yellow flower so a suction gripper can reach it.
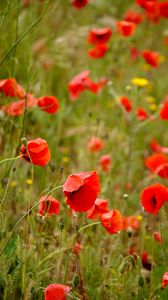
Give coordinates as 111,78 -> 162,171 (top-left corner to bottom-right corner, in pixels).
11,181 -> 17,187
146,96 -> 155,103
143,64 -> 151,71
149,104 -> 158,112
26,179 -> 33,185
132,77 -> 149,87
159,55 -> 165,63
125,85 -> 132,91
137,215 -> 143,221
62,156 -> 69,163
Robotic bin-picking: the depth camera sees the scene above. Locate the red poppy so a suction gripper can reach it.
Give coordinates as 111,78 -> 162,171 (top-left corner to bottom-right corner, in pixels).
2,93 -> 37,117
159,2 -> 168,18
37,195 -> 60,217
124,10 -> 143,24
136,107 -> 149,121
141,251 -> 152,270
100,154 -> 111,172
86,198 -> 109,220
37,96 -> 59,114
153,231 -> 162,243
88,136 -> 104,152
88,28 -> 112,45
73,242 -> 83,256
116,21 -> 136,37
160,97 -> 168,120
120,96 -> 132,112
122,216 -> 140,231
162,272 -> 168,288
130,47 -> 139,60
63,171 -> 101,212
68,70 -> 107,100
150,139 -> 168,154
44,284 -> 71,300
72,0 -> 89,9
0,78 -> 26,99
20,138 -> 51,166
142,50 -> 159,67
145,152 -> 168,177
136,0 -> 160,22
88,44 -> 109,59
141,183 -> 168,215
2,100 -> 25,116
100,209 -> 123,234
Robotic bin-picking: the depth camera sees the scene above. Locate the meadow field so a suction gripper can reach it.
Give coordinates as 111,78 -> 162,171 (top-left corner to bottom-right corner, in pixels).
0,0 -> 168,299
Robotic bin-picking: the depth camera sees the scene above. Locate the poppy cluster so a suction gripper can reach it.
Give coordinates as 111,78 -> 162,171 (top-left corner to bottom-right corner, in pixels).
136,0 -> 168,23
87,28 -> 112,59
0,78 -> 60,117
68,70 -> 107,100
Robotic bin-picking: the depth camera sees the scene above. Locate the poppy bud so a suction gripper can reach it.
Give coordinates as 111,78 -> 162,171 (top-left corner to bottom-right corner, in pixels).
127,228 -> 133,238
72,274 -> 80,288
119,261 -> 129,273
21,137 -> 28,147
59,223 -> 64,231
138,275 -> 145,287
49,161 -> 56,173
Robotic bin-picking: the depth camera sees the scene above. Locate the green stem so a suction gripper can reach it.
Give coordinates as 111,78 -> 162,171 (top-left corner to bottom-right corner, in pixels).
0,0 -> 50,67
0,155 -> 22,165
0,184 -> 63,256
0,159 -> 16,205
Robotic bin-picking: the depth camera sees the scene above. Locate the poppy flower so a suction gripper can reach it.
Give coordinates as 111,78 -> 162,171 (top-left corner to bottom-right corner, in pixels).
141,251 -> 152,270
124,10 -> 143,24
44,284 -> 71,300
162,272 -> 168,288
150,139 -> 168,154
136,107 -> 149,121
145,152 -> 168,177
72,0 -> 89,9
2,100 -> 25,116
68,70 -> 107,100
0,78 -> 26,99
116,21 -> 136,37
100,209 -> 123,234
88,136 -> 104,153
159,2 -> 168,18
86,198 -> 109,220
88,44 -> 109,59
130,47 -> 139,60
37,96 -> 59,114
100,154 -> 111,172
153,231 -> 162,243
122,216 -> 140,231
141,183 -> 168,215
37,195 -> 60,217
136,0 -> 160,22
63,171 -> 101,212
120,96 -> 132,112
142,50 -> 159,67
88,28 -> 112,45
160,97 -> 168,120
2,94 -> 37,117
20,138 -> 51,166
73,242 -> 83,256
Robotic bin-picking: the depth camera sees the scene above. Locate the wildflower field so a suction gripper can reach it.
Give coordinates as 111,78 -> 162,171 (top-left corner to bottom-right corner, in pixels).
0,0 -> 168,299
